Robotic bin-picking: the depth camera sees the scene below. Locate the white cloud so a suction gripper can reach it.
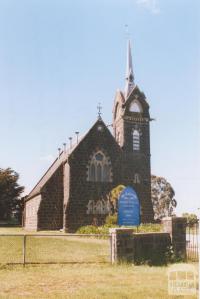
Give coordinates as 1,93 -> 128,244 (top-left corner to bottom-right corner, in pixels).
39,154 -> 55,163
136,0 -> 161,14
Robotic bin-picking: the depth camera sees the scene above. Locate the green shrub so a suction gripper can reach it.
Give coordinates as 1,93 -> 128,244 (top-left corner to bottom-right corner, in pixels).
105,214 -> 117,225
76,225 -> 100,234
76,223 -> 162,235
136,223 -> 162,233
76,224 -> 117,236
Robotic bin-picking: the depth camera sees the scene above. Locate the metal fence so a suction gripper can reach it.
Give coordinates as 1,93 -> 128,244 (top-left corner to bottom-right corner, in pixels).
0,234 -> 111,266
186,223 -> 199,261
1,227 -> 199,265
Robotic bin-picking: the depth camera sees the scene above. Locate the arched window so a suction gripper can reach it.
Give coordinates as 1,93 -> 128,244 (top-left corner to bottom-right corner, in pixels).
134,173 -> 140,184
87,151 -> 112,182
133,129 -> 140,151
129,100 -> 143,113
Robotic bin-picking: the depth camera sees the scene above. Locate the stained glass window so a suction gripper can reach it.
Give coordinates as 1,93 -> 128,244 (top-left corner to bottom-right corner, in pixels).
88,151 -> 112,182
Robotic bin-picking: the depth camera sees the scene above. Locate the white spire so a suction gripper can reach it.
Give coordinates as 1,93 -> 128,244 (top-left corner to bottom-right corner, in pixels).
124,40 -> 135,99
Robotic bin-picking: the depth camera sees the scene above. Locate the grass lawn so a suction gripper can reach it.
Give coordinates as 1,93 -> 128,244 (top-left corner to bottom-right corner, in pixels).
0,263 -> 198,299
0,227 -> 198,298
0,227 -> 110,264
0,227 -> 64,234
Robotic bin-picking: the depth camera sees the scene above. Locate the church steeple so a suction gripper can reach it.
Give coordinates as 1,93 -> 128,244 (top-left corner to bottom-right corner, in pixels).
124,40 -> 135,99
112,39 -> 154,223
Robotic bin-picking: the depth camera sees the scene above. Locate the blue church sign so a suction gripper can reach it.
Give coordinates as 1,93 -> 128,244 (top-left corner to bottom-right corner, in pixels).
118,186 -> 140,226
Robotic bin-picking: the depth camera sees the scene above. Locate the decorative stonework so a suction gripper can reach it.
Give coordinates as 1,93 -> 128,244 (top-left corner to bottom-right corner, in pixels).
86,150 -> 113,183
129,99 -> 143,113
86,199 -> 112,215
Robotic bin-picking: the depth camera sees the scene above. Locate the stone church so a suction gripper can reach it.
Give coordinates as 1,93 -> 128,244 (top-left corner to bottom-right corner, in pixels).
24,41 -> 154,231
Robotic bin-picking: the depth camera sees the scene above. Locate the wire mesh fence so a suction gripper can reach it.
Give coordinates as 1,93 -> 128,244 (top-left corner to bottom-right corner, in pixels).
0,234 -> 111,265
186,223 -> 199,262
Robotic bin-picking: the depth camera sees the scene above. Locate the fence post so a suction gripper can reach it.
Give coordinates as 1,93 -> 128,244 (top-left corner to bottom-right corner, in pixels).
109,229 -> 115,264
109,228 -> 134,264
23,235 -> 26,267
162,217 -> 187,260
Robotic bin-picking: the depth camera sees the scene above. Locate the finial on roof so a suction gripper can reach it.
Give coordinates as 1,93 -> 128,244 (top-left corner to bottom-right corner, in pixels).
124,39 -> 135,99
68,137 -> 72,149
58,147 -> 61,158
97,102 -> 102,120
63,143 -> 66,153
75,132 -> 79,144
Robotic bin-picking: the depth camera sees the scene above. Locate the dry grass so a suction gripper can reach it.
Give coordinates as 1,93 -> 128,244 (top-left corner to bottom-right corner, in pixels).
0,263 -> 198,299
0,227 -> 63,235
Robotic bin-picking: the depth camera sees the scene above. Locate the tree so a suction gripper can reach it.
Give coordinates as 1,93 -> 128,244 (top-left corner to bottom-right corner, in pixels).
182,213 -> 198,227
151,175 -> 177,220
0,168 -> 24,221
108,185 -> 125,213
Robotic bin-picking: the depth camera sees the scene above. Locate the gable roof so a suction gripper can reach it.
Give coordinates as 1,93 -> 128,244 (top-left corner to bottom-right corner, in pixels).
26,118 -> 118,201
126,85 -> 148,104
68,118 -> 121,158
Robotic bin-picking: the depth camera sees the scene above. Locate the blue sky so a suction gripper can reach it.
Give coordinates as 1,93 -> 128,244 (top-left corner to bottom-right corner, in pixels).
0,0 -> 199,215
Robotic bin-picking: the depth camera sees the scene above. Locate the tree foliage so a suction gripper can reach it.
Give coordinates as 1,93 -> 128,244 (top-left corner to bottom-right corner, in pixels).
0,168 -> 24,221
109,185 -> 125,204
108,184 -> 125,213
151,175 -> 177,220
182,213 -> 198,227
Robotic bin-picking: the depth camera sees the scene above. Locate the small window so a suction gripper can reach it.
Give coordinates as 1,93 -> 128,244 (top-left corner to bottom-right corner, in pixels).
129,100 -> 142,113
134,173 -> 140,184
133,129 -> 140,151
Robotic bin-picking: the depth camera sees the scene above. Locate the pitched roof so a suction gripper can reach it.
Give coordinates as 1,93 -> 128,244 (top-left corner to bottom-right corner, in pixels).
27,132 -> 88,201
26,118 -> 116,201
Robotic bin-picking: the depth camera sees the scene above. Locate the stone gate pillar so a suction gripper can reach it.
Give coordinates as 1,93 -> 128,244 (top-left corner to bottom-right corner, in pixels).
162,217 -> 187,260
109,228 -> 134,264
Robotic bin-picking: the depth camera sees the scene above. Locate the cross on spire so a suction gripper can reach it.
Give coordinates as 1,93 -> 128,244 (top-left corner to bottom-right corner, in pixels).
125,24 -> 130,39
97,103 -> 102,119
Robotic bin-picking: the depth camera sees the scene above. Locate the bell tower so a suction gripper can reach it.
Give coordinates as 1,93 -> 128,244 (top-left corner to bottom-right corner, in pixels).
113,40 -> 154,222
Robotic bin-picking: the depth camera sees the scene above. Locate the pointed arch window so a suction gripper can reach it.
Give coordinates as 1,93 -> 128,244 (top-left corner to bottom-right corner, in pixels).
133,129 -> 140,151
87,151 -> 112,182
129,100 -> 143,113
